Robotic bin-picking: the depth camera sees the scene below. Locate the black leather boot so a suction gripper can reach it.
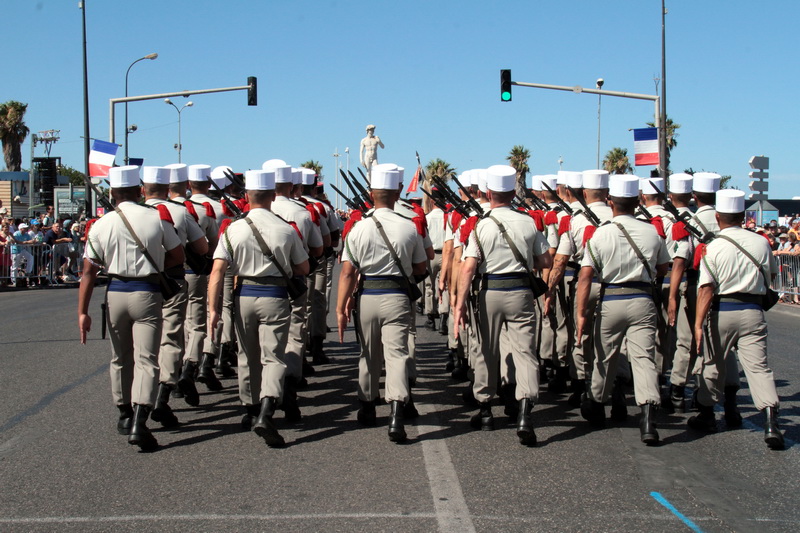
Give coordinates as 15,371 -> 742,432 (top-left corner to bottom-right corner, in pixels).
128,404 -> 158,451
241,404 -> 260,431
639,403 -> 660,445
445,348 -> 456,372
501,383 -> 519,419
404,382 -> 419,419
763,406 -> 785,450
117,403 -> 133,435
151,383 -> 179,427
470,401 -> 494,431
568,379 -> 586,408
451,356 -> 469,381
516,398 -> 536,446
581,397 -> 606,428
177,360 -> 200,406
388,400 -> 407,442
724,385 -> 743,428
462,380 -> 478,407
610,378 -> 628,422
302,357 -> 316,376
668,384 -> 686,414
311,336 -> 329,365
424,314 -> 436,330
197,353 -> 223,391
357,399 -> 377,426
548,366 -> 569,395
217,342 -> 237,378
688,402 -> 718,432
438,313 -> 448,336
253,397 -> 284,447
281,377 -> 302,423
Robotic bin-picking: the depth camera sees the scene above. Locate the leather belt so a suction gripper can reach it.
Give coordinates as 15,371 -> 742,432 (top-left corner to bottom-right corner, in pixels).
239,276 -> 287,287
362,275 -> 406,290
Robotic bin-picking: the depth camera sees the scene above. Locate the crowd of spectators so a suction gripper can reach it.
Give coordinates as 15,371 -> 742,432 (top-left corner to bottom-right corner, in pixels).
0,205 -> 87,288
749,215 -> 800,304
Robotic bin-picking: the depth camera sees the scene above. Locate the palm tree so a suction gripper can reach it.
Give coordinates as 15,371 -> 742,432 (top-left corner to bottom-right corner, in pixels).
603,147 -> 634,175
0,101 -> 30,171
506,145 -> 530,199
646,115 -> 680,157
300,159 -> 322,178
422,158 -> 455,212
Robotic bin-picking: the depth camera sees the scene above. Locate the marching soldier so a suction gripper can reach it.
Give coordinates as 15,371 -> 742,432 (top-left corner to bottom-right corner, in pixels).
142,166 -> 209,427
209,169 -> 309,447
425,188 -> 448,333
577,175 -> 670,445
689,189 -> 784,449
78,165 -> 184,451
337,165 -> 427,442
167,163 -> 218,406
268,161 -> 324,421
455,164 -> 551,445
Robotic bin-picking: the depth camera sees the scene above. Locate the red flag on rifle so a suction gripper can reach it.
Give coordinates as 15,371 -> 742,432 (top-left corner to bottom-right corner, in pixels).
406,166 -> 421,193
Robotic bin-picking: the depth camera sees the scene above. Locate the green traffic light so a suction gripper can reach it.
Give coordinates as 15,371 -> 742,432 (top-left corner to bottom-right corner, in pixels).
501,91 -> 512,101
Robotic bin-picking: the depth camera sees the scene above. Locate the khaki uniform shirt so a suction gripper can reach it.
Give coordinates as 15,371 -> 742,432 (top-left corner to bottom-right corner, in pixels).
145,198 -> 205,246
190,193 -> 228,227
84,201 -> 182,276
698,226 -> 777,295
673,205 -> 719,262
271,196 -> 323,252
582,214 -> 670,284
214,208 -> 307,277
395,200 -> 433,249
426,207 -> 445,251
556,201 -> 613,261
463,206 -> 549,275
343,208 -> 427,276
301,195 -> 331,238
546,202 -> 569,249
175,195 -> 219,245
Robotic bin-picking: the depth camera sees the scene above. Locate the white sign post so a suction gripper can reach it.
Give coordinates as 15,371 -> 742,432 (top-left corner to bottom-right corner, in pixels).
748,156 -> 769,224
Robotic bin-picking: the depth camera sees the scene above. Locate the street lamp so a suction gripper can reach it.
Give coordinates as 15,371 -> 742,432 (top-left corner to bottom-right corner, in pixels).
164,99 -> 193,163
124,53 -> 158,164
596,78 -> 604,168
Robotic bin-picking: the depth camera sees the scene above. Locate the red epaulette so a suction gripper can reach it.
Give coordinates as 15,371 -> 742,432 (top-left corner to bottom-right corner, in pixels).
527,210 -> 545,231
672,221 -> 690,241
234,198 -> 249,212
411,203 -> 426,221
183,201 -> 199,222
450,212 -> 463,232
582,225 -> 597,246
558,215 -> 572,236
287,220 -> 303,240
156,204 -> 174,225
342,210 -> 363,241
304,204 -> 321,226
544,211 -> 559,226
693,242 -> 708,270
650,216 -> 666,239
413,216 -> 427,237
459,216 -> 479,245
202,202 -> 215,219
221,202 -> 235,218
217,218 -> 232,239
84,218 -> 97,237
314,202 -> 328,218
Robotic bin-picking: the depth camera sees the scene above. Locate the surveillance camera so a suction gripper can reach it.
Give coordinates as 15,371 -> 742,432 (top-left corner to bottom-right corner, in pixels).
596,78 -> 604,88
129,124 -> 138,132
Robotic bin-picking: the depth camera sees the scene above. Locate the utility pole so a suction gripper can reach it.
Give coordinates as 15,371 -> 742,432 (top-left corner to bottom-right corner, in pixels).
80,1 -> 91,217
660,0 -> 669,177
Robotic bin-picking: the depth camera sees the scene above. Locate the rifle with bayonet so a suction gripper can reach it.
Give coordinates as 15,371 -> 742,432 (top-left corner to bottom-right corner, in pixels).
540,181 -> 574,216
347,170 -> 372,204
451,175 -> 484,216
567,186 -> 602,227
339,169 -> 371,210
647,180 -> 707,241
522,187 -> 550,211
330,182 -> 364,212
207,170 -> 245,219
428,174 -> 471,218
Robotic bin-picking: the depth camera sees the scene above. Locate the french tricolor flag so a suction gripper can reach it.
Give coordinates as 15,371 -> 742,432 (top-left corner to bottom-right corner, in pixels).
88,140 -> 118,177
633,127 -> 659,166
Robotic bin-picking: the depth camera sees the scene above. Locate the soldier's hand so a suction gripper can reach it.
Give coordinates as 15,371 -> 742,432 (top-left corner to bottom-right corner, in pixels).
337,310 -> 349,344
668,298 -> 678,327
543,289 -> 553,316
79,313 -> 91,345
694,325 -> 704,348
454,304 -> 467,340
209,310 -> 221,342
575,315 -> 585,347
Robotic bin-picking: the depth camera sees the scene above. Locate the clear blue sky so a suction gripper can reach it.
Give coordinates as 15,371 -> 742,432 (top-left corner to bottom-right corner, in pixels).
5,1 -> 799,199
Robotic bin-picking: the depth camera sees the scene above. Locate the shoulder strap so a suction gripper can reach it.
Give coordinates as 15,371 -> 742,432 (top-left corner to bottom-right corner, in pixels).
716,234 -> 770,286
613,222 -> 653,282
372,215 -> 412,281
116,207 -> 163,273
488,215 -> 530,271
244,216 -> 293,283
691,211 -> 710,234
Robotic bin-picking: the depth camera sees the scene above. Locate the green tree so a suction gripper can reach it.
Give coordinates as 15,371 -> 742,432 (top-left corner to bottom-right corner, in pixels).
300,160 -> 323,179
647,115 -> 680,158
684,168 -> 734,189
506,145 -> 530,199
603,147 -> 634,175
58,164 -> 87,187
422,158 -> 455,211
0,101 -> 30,171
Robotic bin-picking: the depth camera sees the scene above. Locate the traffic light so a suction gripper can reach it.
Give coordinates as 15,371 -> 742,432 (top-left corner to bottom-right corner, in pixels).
247,76 -> 257,106
500,69 -> 512,102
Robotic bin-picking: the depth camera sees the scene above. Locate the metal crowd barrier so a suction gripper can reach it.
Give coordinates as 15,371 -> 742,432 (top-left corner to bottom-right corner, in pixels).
772,253 -> 800,297
0,243 -> 56,286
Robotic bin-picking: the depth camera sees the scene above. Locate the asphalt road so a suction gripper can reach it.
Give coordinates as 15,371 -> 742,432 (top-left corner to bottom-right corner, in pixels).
1,279 -> 798,533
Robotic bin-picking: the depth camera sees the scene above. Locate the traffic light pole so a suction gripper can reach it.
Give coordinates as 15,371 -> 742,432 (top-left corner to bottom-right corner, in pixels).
510,80 -> 665,178
108,79 -> 256,144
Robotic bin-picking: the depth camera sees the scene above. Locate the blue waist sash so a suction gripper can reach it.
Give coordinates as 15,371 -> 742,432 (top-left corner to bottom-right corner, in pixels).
108,279 -> 160,293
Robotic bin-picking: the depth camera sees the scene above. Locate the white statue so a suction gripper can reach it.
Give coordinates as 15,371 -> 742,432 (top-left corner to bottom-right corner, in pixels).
359,124 -> 385,172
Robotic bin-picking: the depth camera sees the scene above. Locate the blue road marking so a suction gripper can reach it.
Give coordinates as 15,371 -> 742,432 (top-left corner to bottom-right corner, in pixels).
650,491 -> 705,533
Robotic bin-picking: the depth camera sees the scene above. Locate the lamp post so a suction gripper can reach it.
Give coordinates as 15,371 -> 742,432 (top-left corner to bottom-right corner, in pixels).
124,53 -> 158,164
596,78 -> 604,168
164,99 -> 193,163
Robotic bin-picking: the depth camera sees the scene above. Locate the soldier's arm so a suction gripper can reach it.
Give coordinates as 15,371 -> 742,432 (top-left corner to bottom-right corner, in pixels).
292,259 -> 310,277
189,236 -> 209,256
336,261 -> 359,343
574,266 -> 594,346
412,261 -> 427,277
453,257 -> 478,339
208,258 -> 227,341
77,260 -> 100,344
694,283 -> 715,347
533,250 -> 553,271
440,240 -> 453,292
548,253 -> 569,291
309,245 -> 324,259
164,244 -> 185,270
668,257 -> 687,326
656,262 -> 669,278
